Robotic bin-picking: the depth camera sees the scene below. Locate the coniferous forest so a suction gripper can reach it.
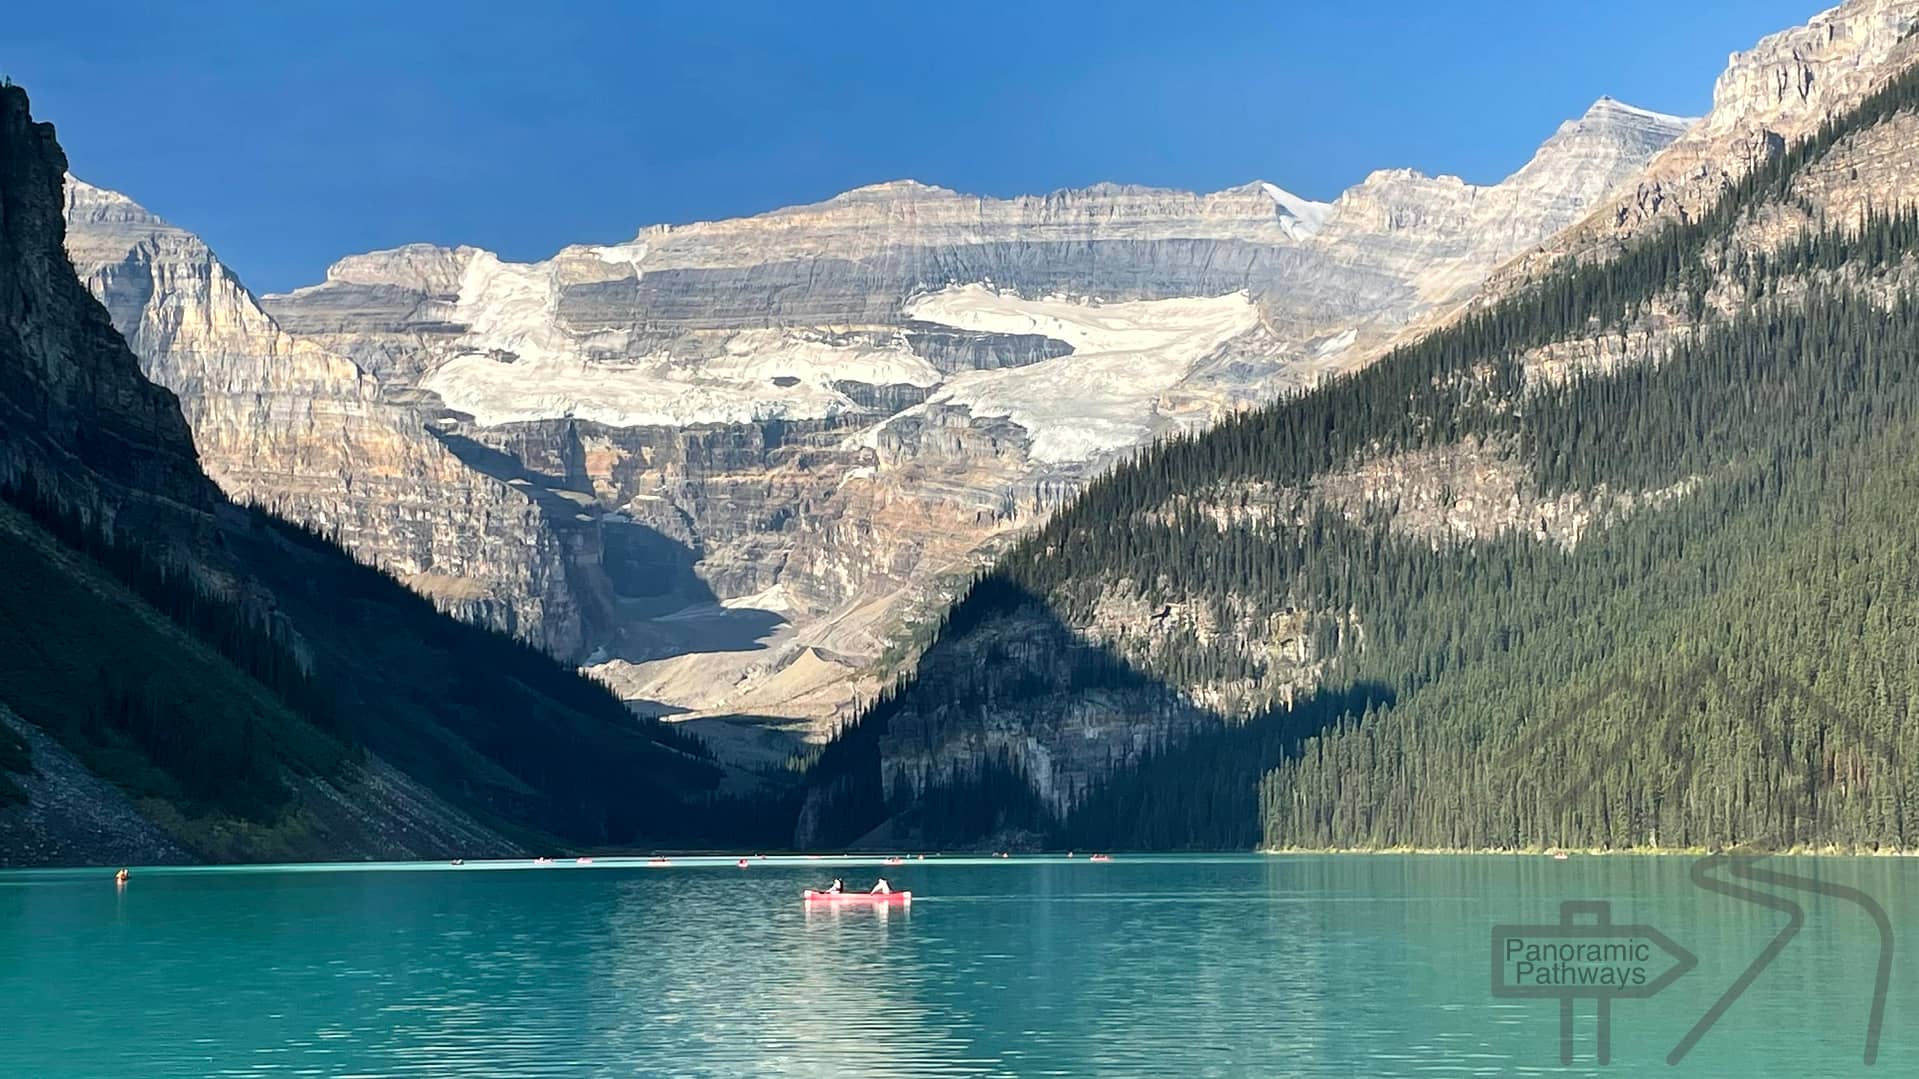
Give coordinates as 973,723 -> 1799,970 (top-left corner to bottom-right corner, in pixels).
798,57 -> 1919,853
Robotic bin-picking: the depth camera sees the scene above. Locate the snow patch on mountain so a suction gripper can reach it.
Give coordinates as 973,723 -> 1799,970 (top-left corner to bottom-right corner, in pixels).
1586,96 -> 1699,128
886,285 -> 1264,462
423,335 -> 937,428
1261,182 -> 1333,240
421,251 -> 941,426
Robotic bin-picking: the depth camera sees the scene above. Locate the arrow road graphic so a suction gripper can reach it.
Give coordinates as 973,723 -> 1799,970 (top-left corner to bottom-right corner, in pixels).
1672,850 -> 1894,1066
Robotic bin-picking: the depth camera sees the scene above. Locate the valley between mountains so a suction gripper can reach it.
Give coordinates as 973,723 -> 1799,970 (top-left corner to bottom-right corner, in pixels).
6,0 -> 1919,861
64,91 -> 1687,768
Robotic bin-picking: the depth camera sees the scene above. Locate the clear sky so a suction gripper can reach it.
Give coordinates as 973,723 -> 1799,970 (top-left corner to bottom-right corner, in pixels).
9,0 -> 1823,293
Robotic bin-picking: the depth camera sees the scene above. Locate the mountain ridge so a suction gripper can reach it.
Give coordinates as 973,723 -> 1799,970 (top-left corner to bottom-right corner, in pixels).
1,84 -> 735,864
271,93 -> 1679,299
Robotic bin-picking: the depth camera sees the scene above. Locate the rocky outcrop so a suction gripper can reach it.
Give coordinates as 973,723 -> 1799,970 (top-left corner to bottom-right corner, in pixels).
1489,0 -> 1919,292
1163,439 -> 1700,552
0,94 -> 205,521
875,601 -> 1214,818
62,180 -> 591,655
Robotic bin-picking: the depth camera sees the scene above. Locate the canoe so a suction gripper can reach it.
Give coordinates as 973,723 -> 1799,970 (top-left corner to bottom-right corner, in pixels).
802,889 -> 911,905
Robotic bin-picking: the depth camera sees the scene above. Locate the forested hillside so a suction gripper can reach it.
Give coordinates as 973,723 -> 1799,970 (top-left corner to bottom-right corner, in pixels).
798,54 -> 1919,853
0,84 -> 767,864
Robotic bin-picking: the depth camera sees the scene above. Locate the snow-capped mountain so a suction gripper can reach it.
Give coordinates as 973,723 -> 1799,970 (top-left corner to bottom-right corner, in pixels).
70,96 -> 1688,759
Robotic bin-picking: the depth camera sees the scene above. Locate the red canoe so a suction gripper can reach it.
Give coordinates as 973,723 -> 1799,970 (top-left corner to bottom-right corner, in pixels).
803,889 -> 911,905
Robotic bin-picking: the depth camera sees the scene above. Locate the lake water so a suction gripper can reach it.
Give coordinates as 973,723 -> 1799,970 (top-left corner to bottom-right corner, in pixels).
0,854 -> 1908,1076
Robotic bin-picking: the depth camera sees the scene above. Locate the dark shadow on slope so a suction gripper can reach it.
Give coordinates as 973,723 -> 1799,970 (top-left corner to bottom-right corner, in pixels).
674,713 -> 812,776
609,593 -> 788,665
431,427 -> 576,491
1057,680 -> 1395,851
433,427 -> 789,661
798,576 -> 1387,851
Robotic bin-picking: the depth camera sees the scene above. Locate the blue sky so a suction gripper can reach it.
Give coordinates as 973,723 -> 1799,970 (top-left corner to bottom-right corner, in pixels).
10,0 -> 1820,293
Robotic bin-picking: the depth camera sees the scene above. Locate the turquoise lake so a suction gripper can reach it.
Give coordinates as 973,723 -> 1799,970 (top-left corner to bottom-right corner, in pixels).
0,854 -> 1908,1076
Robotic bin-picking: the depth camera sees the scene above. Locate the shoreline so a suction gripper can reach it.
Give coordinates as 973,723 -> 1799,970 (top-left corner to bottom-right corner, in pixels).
1259,845 -> 1917,858
10,846 -> 1919,873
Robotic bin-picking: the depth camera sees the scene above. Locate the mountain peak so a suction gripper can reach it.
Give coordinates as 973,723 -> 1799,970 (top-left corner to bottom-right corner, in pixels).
1511,96 -> 1694,186
1579,96 -> 1698,129
1254,181 -> 1334,238
63,173 -> 165,227
831,178 -> 963,201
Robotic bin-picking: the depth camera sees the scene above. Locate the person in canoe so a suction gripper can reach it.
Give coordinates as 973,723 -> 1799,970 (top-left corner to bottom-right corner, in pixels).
823,878 -> 844,894
870,878 -> 892,895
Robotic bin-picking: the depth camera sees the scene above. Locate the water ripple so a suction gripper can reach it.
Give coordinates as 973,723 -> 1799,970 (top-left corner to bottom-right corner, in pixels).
0,855 -> 1913,1075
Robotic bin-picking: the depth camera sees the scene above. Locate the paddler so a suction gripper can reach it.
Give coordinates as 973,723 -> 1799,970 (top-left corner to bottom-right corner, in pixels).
870,878 -> 892,894
824,877 -> 844,894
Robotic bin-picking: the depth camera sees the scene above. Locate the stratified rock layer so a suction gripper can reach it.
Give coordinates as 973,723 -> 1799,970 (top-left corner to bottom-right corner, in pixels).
63,180 -> 590,655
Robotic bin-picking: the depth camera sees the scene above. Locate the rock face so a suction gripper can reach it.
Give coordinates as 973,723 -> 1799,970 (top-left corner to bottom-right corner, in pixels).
46,96 -> 1683,756
0,100 -> 205,519
1489,0 -> 1919,292
218,102 -> 1685,749
62,182 -> 591,655
1310,98 -> 1698,309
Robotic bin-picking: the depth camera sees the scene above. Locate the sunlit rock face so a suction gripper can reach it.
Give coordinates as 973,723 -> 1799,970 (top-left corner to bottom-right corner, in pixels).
1307,98 -> 1698,310
63,179 -> 591,656
80,100 -> 1681,756
1488,0 -> 1919,294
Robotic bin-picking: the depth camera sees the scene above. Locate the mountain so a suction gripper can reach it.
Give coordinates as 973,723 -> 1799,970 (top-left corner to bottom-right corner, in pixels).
62,179 -> 591,656
0,84 -> 733,866
60,96 -> 1678,764
795,0 -> 1919,852
1490,0 -> 1919,292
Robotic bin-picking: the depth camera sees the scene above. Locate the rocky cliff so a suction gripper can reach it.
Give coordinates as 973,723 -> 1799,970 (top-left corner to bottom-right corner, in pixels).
62,182 -> 591,655
1488,0 -> 1919,292
0,100 -> 204,521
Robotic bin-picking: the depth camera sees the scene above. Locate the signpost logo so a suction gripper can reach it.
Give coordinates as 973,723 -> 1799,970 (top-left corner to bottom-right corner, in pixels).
1492,901 -> 1694,1065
